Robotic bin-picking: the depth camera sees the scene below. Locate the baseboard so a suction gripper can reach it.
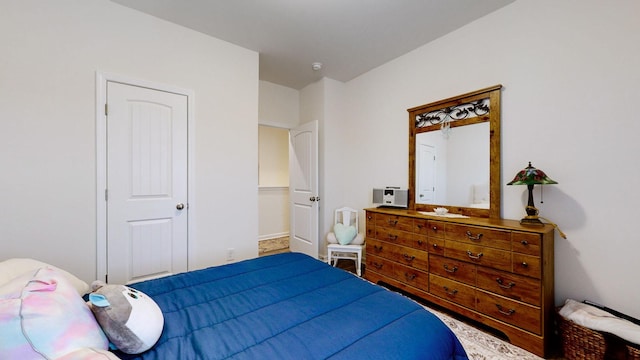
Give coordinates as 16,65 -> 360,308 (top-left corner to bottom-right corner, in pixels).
258,232 -> 289,241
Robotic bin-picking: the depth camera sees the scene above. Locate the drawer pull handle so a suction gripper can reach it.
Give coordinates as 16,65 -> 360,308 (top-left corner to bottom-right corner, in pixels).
466,250 -> 484,260
495,304 -> 516,316
373,262 -> 383,270
443,286 -> 458,296
466,231 -> 483,241
432,243 -> 439,249
405,273 -> 417,281
496,278 -> 516,289
432,226 -> 438,231
388,234 -> 398,241
388,219 -> 398,226
417,239 -> 424,246
416,224 -> 423,229
520,240 -> 529,246
444,264 -> 458,273
521,262 -> 529,268
367,215 -> 373,220
373,245 -> 383,252
403,254 -> 415,262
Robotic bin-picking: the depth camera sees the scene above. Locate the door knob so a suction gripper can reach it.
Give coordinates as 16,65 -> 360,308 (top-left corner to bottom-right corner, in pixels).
176,203 -> 185,210
309,197 -> 316,202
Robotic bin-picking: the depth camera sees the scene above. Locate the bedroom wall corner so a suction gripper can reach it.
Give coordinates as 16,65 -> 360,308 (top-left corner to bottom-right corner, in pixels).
0,0 -> 259,282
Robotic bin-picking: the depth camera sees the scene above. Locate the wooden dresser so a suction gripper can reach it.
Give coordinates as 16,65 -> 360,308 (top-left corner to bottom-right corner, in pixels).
364,207 -> 555,357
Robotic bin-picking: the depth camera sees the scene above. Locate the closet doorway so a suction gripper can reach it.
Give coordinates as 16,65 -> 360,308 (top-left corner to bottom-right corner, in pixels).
258,125 -> 290,255
258,122 -> 319,258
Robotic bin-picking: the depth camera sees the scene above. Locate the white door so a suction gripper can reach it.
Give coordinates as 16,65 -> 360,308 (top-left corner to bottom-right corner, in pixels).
106,81 -> 188,284
417,143 -> 436,203
288,121 -> 319,258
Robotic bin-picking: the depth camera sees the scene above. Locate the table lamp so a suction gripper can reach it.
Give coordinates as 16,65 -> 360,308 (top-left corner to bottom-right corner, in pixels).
507,162 -> 557,227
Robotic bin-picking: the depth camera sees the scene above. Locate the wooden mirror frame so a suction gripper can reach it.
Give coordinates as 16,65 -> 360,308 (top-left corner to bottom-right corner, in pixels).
408,85 -> 502,219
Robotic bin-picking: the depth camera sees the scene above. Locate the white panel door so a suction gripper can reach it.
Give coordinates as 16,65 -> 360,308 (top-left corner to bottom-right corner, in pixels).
417,143 -> 436,203
107,81 -> 188,284
288,121 -> 319,258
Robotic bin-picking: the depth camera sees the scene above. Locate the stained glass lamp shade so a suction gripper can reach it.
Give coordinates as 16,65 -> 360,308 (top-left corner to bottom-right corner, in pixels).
507,162 -> 557,226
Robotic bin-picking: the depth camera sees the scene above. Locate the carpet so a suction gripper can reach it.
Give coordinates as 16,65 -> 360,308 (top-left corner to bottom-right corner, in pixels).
259,236 -> 289,255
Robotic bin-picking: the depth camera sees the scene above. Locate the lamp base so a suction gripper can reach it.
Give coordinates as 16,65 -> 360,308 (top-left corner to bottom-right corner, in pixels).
520,216 -> 545,227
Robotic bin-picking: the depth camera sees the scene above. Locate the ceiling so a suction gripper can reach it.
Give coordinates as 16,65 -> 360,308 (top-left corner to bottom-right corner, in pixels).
110,0 -> 515,90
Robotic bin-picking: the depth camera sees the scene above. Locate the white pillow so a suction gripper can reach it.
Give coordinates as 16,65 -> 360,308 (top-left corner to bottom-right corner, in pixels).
0,258 -> 90,295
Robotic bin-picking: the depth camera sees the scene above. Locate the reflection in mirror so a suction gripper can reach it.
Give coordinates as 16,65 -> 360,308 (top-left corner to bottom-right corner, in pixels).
415,122 -> 489,208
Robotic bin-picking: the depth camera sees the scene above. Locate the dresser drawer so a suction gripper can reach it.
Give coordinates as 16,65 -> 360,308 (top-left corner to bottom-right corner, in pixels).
430,274 -> 476,309
366,253 -> 428,287
366,253 -> 393,276
513,253 -> 541,279
428,237 -> 445,256
429,254 -> 476,286
428,220 -> 446,239
512,232 -> 541,256
476,290 -> 541,334
412,233 -> 430,252
445,240 -> 512,272
446,223 -> 511,250
366,219 -> 375,238
374,213 -> 413,232
476,267 -> 541,306
413,218 -> 430,235
367,238 -> 428,271
374,227 -> 412,246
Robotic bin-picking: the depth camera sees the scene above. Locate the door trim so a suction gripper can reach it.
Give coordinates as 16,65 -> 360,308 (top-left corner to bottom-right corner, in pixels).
95,71 -> 196,282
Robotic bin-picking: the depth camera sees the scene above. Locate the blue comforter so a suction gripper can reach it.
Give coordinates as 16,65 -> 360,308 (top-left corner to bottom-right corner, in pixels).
117,252 -> 467,360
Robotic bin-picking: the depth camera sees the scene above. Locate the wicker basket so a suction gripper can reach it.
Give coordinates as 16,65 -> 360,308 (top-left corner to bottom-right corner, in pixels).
557,308 -> 640,360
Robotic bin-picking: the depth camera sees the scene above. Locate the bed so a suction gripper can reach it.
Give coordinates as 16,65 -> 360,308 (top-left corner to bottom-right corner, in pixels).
0,253 -> 468,360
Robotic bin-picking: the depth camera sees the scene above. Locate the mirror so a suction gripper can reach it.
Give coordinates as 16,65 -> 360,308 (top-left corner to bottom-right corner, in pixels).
408,85 -> 502,218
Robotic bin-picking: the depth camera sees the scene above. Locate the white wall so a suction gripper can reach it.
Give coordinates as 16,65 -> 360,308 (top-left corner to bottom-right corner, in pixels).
0,0 -> 259,281
335,0 -> 640,318
259,81 -> 300,128
318,79 -> 348,251
257,187 -> 289,241
299,78 -> 350,256
258,126 -> 289,187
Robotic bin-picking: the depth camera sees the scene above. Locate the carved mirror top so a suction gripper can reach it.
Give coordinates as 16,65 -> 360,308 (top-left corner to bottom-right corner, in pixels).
408,85 -> 502,219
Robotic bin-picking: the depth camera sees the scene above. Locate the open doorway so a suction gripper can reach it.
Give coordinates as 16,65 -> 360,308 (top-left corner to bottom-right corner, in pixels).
258,125 -> 290,255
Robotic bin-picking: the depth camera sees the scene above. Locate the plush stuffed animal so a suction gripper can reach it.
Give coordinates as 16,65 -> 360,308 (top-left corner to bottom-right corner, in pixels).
88,281 -> 164,354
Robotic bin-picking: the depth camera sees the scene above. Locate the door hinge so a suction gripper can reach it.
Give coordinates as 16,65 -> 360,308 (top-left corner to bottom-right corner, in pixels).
105,189 -> 108,201
104,103 -> 108,116
105,274 -> 108,283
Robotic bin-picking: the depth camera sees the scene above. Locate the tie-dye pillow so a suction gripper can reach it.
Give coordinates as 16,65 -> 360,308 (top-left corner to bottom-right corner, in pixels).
0,267 -> 108,359
0,258 -> 90,295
